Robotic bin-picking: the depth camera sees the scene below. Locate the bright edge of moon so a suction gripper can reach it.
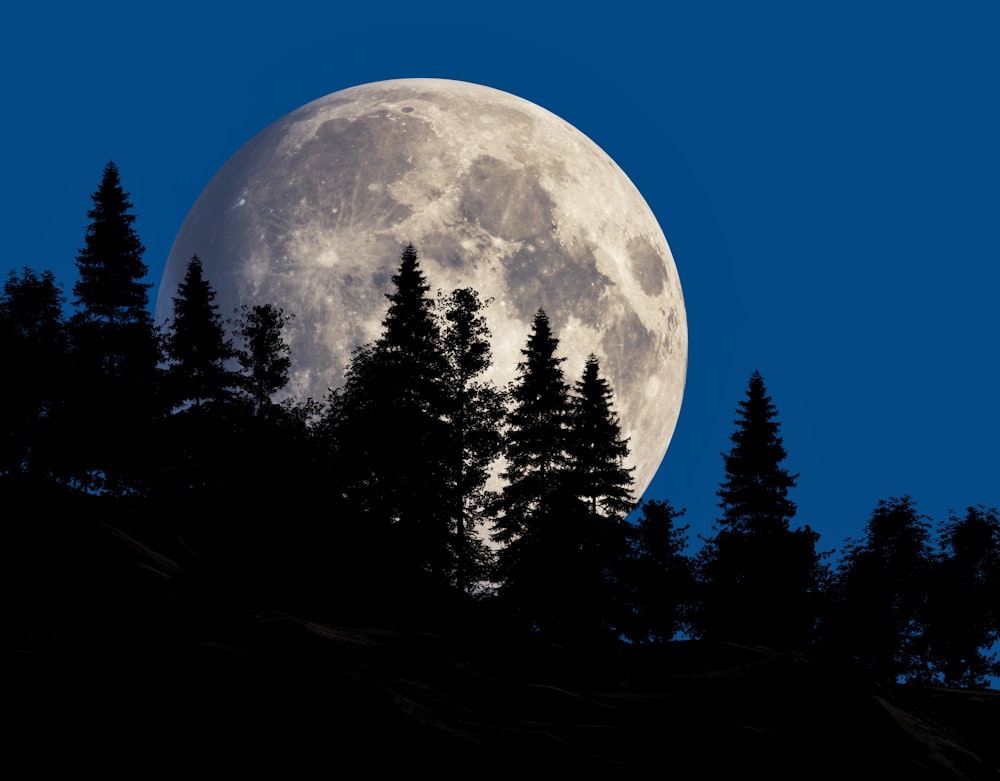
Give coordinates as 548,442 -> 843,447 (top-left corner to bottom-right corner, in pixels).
157,78 -> 687,498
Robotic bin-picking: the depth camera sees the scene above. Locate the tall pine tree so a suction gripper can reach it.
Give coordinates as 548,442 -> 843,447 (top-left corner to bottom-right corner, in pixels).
67,161 -> 161,493
567,354 -> 635,521
154,256 -> 242,508
438,287 -> 505,594
329,245 -> 455,604
695,370 -> 823,649
716,370 -> 796,535
72,162 -> 152,336
561,354 -> 635,636
163,255 -> 239,411
492,309 -> 578,634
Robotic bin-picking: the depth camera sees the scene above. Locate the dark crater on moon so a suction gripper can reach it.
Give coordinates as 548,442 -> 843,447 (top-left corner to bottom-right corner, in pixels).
503,242 -> 612,325
460,156 -> 553,241
413,237 -> 469,272
305,111 -> 440,216
599,305 -> 658,392
627,235 -> 669,296
458,155 -> 613,322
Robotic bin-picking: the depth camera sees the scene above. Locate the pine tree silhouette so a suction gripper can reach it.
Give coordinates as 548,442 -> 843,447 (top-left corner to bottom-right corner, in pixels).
823,495 -> 933,682
438,286 -> 505,593
0,268 -> 68,476
619,499 -> 693,643
328,245 -> 455,609
925,505 -> 1000,687
567,354 -> 635,521
72,162 -> 151,336
492,309 -> 578,634
234,303 -> 293,415
66,161 -> 160,493
695,370 -> 823,649
558,354 -> 636,637
163,255 -> 239,411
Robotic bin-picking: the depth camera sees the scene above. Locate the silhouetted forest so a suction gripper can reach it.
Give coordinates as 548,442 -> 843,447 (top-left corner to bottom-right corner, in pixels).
3,160 -> 999,707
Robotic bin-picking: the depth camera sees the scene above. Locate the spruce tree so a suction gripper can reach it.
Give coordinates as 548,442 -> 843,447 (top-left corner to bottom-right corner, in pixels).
695,370 -> 823,649
67,161 -> 161,493
163,255 -> 239,411
493,309 -> 570,544
567,354 -> 635,521
619,499 -> 694,643
72,162 -> 151,337
438,287 -> 505,593
823,496 -> 934,682
152,255 -> 241,509
0,268 -> 68,476
559,355 -> 636,635
716,370 -> 796,535
925,506 -> 1000,687
492,309 -> 577,634
234,303 -> 293,415
330,245 -> 455,601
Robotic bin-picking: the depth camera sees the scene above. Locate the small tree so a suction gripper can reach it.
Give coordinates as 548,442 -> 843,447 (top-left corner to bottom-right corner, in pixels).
823,496 -> 935,683
566,354 -> 635,521
0,268 -> 68,476
618,499 -> 694,643
234,303 -> 293,414
695,370 -> 823,649
924,505 -> 1000,687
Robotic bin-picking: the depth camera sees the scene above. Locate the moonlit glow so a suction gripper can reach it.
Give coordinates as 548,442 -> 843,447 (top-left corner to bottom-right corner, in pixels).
157,78 -> 687,495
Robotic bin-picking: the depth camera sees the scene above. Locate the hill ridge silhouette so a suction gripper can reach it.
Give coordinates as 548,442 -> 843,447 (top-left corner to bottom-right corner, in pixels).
2,475 -> 998,777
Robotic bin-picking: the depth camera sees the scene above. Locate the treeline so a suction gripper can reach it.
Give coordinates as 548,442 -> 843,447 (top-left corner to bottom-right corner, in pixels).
3,162 -> 999,689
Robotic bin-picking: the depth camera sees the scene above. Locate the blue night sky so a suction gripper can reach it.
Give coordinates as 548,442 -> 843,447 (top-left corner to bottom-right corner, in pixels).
2,2 -> 998,561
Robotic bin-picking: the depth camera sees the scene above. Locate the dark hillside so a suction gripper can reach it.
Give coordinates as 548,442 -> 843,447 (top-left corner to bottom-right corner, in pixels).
1,476 -> 997,777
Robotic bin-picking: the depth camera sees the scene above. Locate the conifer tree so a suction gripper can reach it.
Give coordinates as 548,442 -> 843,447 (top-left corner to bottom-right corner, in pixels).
925,506 -> 1000,687
716,370 -> 796,535
72,162 -> 152,337
234,303 -> 293,415
163,255 -> 239,411
152,255 -> 241,507
492,309 -> 578,633
330,245 -> 455,597
0,268 -> 68,476
67,161 -> 161,493
438,287 -> 505,593
558,355 -> 636,635
822,496 -> 934,682
567,354 -> 635,520
618,499 -> 694,643
494,309 -> 571,538
695,370 -> 823,649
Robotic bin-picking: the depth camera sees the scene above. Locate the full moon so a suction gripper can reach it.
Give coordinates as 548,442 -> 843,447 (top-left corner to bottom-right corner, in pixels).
157,78 -> 686,496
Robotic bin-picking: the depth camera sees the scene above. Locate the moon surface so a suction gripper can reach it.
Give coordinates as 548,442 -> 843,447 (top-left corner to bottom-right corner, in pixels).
157,78 -> 686,497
